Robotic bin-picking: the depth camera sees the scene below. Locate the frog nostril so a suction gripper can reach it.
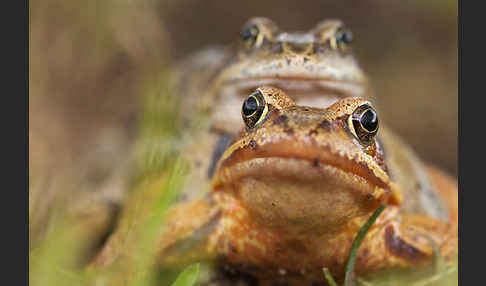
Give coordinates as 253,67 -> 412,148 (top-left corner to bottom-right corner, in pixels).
312,44 -> 326,54
270,42 -> 284,53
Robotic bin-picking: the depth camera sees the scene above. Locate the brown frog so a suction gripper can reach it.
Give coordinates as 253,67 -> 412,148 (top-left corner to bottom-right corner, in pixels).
57,17 -> 370,265
174,17 -> 376,202
174,16 -> 448,222
176,17 -> 370,136
92,87 -> 457,285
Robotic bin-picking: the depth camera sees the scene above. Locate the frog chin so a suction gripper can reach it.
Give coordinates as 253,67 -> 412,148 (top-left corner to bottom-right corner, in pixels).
218,77 -> 368,102
213,157 -> 390,235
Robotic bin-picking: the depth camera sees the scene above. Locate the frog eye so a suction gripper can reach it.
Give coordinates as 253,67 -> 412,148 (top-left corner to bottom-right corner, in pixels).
330,27 -> 353,50
347,104 -> 378,145
335,28 -> 353,45
242,90 -> 268,129
240,24 -> 262,47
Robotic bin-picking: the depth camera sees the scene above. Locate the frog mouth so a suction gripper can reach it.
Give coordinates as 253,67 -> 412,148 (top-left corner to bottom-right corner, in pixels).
212,139 -> 400,236
218,76 -> 370,103
213,140 -> 392,203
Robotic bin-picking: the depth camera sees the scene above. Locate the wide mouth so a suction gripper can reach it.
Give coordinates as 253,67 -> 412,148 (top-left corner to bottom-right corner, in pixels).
214,140 -> 391,196
218,76 -> 368,100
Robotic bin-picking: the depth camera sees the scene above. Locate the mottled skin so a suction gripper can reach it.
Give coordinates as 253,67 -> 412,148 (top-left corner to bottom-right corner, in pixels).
206,88 -> 457,284
176,17 -> 370,136
92,88 -> 457,285
174,17 -> 375,202
173,15 -> 451,221
89,18 -> 457,284
46,18 -> 366,255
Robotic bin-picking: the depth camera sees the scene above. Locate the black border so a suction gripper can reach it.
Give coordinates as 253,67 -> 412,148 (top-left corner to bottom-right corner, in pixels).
25,0 -> 29,284
9,0 -> 29,284
459,0 -> 480,284
0,0 -> 29,282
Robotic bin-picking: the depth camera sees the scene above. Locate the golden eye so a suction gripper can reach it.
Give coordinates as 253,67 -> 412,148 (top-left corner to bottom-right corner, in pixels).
347,103 -> 378,145
240,22 -> 268,48
242,90 -> 268,129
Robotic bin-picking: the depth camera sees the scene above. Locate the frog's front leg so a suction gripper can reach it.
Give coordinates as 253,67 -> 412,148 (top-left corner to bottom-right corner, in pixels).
89,198 -> 222,269
351,165 -> 458,277
349,207 -> 457,278
156,198 -> 223,266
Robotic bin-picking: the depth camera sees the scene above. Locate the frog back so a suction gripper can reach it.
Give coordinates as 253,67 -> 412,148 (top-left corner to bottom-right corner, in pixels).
379,126 -> 457,224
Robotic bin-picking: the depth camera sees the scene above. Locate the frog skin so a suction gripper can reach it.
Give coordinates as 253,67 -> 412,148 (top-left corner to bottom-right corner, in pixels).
174,17 -> 376,203
60,17 -> 368,265
175,17 -> 370,136
174,18 -> 445,222
91,87 -> 457,285
174,19 -> 448,223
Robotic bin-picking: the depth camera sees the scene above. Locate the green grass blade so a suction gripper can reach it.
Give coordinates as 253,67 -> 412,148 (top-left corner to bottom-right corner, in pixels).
323,267 -> 338,286
344,204 -> 387,286
171,263 -> 200,286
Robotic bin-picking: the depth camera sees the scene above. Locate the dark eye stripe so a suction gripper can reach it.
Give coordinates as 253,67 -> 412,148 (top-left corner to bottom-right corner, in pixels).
207,133 -> 234,179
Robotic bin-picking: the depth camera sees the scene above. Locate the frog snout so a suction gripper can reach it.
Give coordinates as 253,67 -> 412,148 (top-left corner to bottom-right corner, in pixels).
282,42 -> 313,54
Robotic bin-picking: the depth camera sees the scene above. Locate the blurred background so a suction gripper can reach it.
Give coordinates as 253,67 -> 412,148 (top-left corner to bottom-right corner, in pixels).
30,0 -> 457,283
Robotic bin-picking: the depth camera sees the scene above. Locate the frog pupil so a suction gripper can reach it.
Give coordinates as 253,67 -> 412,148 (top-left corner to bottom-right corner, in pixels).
360,109 -> 378,132
241,25 -> 258,41
336,29 -> 352,44
243,97 -> 258,116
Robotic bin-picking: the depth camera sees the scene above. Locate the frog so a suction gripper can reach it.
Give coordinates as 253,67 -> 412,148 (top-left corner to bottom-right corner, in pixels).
43,17 -> 371,265
172,18 -> 453,224
175,17 -> 370,137
91,87 -> 457,285
172,18 -> 447,225
172,17 -> 377,204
